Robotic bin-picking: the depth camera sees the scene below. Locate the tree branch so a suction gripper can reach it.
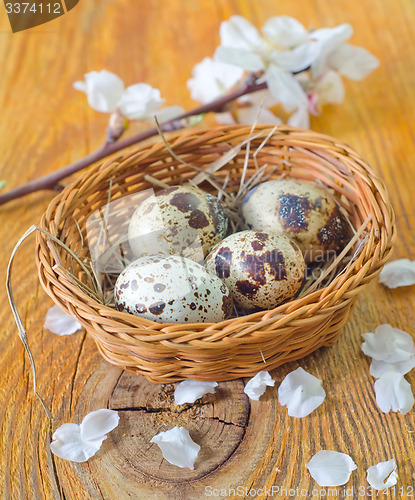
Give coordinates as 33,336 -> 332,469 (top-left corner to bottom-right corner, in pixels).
0,81 -> 267,207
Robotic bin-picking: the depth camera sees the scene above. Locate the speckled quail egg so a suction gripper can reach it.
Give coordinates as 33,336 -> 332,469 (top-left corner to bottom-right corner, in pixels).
128,185 -> 228,263
241,180 -> 347,263
114,255 -> 233,323
205,230 -> 305,312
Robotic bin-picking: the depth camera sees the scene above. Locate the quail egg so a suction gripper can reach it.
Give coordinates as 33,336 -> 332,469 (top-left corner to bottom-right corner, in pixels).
205,230 -> 305,311
241,179 -> 347,263
114,255 -> 233,323
128,185 -> 228,262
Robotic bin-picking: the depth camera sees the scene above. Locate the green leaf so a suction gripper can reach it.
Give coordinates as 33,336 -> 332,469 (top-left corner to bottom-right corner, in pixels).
0,180 -> 7,191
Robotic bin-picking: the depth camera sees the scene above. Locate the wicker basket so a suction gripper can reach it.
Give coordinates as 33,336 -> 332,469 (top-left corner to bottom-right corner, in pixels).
35,125 -> 395,383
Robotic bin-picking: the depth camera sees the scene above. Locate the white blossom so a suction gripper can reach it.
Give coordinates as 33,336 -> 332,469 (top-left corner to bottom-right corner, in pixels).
50,409 -> 119,462
379,259 -> 415,288
150,426 -> 200,470
174,380 -> 218,405
187,57 -> 244,104
74,70 -> 182,122
73,70 -> 124,113
278,367 -> 326,418
44,305 -> 82,336
243,370 -> 275,400
306,450 -> 357,486
117,83 -> 164,120
366,459 -> 398,491
214,16 -> 378,128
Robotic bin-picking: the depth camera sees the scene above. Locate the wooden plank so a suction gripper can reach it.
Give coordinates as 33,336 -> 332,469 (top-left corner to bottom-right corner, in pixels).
0,0 -> 414,498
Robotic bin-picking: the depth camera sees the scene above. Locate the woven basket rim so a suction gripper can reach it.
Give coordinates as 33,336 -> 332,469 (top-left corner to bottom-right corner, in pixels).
37,125 -> 395,328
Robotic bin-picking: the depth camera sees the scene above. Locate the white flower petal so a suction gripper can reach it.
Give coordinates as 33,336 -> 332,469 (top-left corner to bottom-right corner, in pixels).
80,409 -> 120,441
271,42 -> 321,73
174,380 -> 218,405
235,105 -> 282,126
379,259 -> 415,289
265,65 -> 308,112
214,46 -> 265,72
50,410 -> 119,462
238,89 -> 279,108
370,357 -> 415,378
374,372 -> 414,415
367,459 -> 398,491
219,15 -> 264,51
73,81 -> 86,92
187,57 -> 244,104
73,70 -> 124,113
311,23 -> 354,50
287,104 -> 310,129
278,367 -> 326,418
306,450 -> 357,487
44,305 -> 82,336
117,83 -> 164,121
244,371 -> 275,401
215,111 -> 237,125
150,426 -> 200,470
154,105 -> 185,122
362,324 -> 415,363
314,70 -> 345,106
262,16 -> 308,48
310,24 -> 354,77
50,423 -> 105,462
329,44 -> 379,81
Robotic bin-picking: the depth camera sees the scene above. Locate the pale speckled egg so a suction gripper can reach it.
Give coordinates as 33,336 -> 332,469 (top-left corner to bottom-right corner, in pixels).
205,230 -> 305,312
114,255 -> 233,324
128,185 -> 228,262
241,180 -> 347,263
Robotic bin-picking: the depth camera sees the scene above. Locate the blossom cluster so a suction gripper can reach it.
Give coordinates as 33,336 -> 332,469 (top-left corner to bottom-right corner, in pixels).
188,16 -> 379,127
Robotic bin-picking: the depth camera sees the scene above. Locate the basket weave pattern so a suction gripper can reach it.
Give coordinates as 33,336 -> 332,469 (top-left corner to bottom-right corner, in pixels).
36,125 -> 395,382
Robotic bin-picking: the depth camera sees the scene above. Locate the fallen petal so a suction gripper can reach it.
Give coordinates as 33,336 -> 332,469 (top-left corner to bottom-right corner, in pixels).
80,409 -> 120,441
370,357 -> 415,378
150,426 -> 200,470
366,459 -> 398,491
374,372 -> 414,415
278,367 -> 326,418
306,450 -> 357,486
243,371 -> 275,401
174,380 -> 218,405
44,305 -> 82,336
50,423 -> 105,462
362,324 -> 415,363
379,259 -> 415,289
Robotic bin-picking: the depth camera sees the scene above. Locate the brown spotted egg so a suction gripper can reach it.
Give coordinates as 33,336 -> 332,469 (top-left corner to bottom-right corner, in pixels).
128,185 -> 228,262
241,180 -> 347,263
114,255 -> 233,323
205,230 -> 305,312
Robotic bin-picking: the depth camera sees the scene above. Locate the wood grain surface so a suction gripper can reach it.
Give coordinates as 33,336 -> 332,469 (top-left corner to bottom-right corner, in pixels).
1,0 -> 415,499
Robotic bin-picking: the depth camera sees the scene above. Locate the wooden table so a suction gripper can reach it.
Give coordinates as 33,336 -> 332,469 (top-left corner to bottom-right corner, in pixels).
1,1 -> 414,498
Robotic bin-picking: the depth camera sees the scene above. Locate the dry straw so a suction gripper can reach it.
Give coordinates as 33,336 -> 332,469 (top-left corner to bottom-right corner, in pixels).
35,125 -> 395,383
